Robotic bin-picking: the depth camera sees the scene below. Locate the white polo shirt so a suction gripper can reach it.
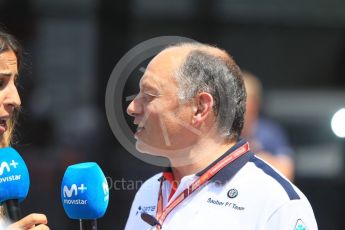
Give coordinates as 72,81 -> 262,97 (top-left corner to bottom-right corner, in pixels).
125,140 -> 318,230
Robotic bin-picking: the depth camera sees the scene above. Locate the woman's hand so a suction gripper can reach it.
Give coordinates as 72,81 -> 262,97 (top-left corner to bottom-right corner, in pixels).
7,213 -> 49,230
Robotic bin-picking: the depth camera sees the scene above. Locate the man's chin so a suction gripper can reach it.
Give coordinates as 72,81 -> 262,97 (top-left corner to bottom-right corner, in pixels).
135,141 -> 166,156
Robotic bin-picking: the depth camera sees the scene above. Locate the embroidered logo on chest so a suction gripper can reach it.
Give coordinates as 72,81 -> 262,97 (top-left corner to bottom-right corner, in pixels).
135,205 -> 156,215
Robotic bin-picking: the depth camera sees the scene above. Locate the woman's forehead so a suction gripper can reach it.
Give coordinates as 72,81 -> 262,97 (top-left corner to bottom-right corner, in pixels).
0,50 -> 17,71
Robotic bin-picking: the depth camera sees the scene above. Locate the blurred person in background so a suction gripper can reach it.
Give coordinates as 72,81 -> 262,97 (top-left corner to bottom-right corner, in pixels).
241,71 -> 295,180
0,28 -> 49,229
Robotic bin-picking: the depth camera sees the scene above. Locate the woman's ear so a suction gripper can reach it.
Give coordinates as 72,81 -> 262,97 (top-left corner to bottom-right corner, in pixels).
192,92 -> 214,127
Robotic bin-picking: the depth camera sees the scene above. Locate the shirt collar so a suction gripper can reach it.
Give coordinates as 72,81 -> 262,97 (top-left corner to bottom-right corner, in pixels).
161,139 -> 254,185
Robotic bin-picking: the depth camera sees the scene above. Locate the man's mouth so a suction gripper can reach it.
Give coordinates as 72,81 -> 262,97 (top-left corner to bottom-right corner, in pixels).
134,125 -> 144,138
137,126 -> 144,132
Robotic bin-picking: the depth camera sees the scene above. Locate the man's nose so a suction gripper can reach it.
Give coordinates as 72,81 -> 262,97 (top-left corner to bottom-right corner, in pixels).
127,95 -> 142,117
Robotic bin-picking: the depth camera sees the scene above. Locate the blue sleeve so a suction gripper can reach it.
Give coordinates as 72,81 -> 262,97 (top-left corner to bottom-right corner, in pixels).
253,118 -> 294,157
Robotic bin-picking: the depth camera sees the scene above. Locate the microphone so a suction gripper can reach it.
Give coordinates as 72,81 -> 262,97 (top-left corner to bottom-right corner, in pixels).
0,147 -> 30,222
61,162 -> 109,230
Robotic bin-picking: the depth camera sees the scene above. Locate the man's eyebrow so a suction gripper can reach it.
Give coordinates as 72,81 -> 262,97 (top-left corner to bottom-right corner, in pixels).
139,77 -> 158,91
142,84 -> 158,91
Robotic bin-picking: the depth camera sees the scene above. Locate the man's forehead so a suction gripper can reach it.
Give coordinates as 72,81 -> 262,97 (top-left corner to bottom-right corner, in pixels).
151,48 -> 187,70
139,70 -> 161,88
140,49 -> 185,87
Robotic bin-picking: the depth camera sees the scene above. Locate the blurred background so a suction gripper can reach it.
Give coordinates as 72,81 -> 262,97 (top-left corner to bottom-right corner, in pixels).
1,0 -> 344,229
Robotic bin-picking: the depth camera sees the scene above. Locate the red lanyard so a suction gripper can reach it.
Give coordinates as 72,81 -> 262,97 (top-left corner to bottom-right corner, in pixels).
155,142 -> 250,228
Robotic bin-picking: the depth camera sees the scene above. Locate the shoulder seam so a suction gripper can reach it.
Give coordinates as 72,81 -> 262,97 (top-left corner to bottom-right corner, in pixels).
249,156 -> 300,200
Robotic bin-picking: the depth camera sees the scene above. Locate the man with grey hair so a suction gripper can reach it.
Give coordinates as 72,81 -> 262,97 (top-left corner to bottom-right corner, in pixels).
125,43 -> 317,229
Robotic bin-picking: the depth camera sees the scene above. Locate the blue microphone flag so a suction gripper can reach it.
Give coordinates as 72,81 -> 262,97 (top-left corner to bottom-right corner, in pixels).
0,147 -> 30,204
61,162 -> 109,219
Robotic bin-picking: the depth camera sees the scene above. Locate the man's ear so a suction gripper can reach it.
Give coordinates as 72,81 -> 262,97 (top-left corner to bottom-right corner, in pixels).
192,92 -> 214,127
